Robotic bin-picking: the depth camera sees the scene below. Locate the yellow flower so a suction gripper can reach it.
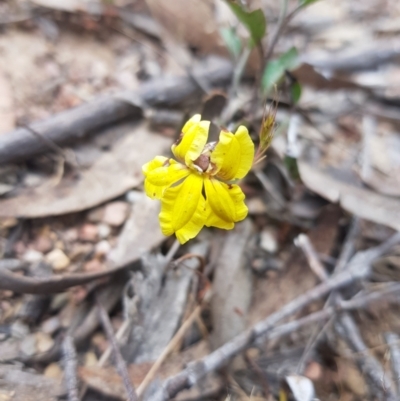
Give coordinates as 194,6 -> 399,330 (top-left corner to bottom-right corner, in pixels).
142,115 -> 254,244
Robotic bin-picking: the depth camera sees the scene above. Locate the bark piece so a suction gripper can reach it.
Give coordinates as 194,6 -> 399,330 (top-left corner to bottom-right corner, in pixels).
123,242 -> 209,363
211,219 -> 254,350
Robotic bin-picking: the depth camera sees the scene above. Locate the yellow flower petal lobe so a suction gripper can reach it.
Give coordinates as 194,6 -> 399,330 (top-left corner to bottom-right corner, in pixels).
142,156 -> 168,176
172,115 -> 210,167
143,156 -> 168,199
211,126 -> 254,181
204,178 -> 248,229
143,158 -> 189,199
159,173 -> 206,244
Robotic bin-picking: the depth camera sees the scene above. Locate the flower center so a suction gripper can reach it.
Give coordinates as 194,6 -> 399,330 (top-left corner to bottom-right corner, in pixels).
193,154 -> 210,172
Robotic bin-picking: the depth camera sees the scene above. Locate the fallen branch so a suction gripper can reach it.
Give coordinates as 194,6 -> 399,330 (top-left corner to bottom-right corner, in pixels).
266,283 -> 400,342
385,332 -> 400,396
137,305 -> 202,398
97,296 -> 138,401
62,335 -> 79,401
298,230 -> 398,400
147,232 -> 400,401
25,272 -> 127,365
0,262 -> 127,294
0,57 -> 233,165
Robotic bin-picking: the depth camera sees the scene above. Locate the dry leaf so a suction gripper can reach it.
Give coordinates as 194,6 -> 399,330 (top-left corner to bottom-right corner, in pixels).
298,161 -> 400,231
108,194 -> 165,268
363,131 -> 400,197
0,122 -> 171,218
285,375 -> 315,401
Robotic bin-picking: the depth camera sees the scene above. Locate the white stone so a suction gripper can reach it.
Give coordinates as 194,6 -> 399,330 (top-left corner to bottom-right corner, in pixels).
22,249 -> 44,264
97,223 -> 111,239
45,249 -> 70,271
260,228 -> 278,254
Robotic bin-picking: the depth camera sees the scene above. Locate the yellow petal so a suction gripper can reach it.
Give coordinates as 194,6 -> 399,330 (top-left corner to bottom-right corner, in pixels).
211,126 -> 254,181
143,158 -> 189,199
204,178 -> 248,229
159,173 -> 206,244
171,115 -> 210,167
142,156 -> 168,177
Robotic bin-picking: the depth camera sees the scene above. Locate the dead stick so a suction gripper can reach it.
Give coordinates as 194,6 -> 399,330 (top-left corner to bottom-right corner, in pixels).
297,218 -> 360,369
334,217 -> 360,274
97,297 -> 138,401
334,313 -> 396,400
0,262 -> 128,294
0,58 -> 233,165
385,332 -> 400,396
267,283 -> 400,340
147,232 -> 400,401
299,231 -> 397,400
137,305 -> 202,398
295,234 -> 328,281
62,335 -> 79,401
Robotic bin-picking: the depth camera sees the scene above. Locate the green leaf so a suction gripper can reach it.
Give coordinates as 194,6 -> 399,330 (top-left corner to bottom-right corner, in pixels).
280,47 -> 299,70
261,47 -> 299,93
284,155 -> 300,181
298,0 -> 320,7
220,27 -> 242,59
227,2 -> 266,46
291,81 -> 302,104
261,59 -> 283,94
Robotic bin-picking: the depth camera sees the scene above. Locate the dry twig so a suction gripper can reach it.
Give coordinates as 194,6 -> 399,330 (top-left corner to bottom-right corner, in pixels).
0,263 -> 127,294
97,296 -> 138,401
145,232 -> 400,400
385,332 -> 400,396
137,305 -> 202,398
62,335 -> 80,401
0,58 -> 233,165
298,228 -> 398,400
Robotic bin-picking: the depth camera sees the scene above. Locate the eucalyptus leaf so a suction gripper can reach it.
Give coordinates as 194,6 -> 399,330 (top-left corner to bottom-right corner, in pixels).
227,1 -> 266,46
220,27 -> 242,59
262,47 -> 299,93
299,0 -> 320,7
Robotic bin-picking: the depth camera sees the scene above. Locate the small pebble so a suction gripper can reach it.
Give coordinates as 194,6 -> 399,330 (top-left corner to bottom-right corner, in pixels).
44,363 -> 63,379
95,240 -> 111,257
97,223 -> 111,239
20,333 -> 37,356
79,223 -> 98,242
247,197 -> 267,214
33,236 -> 53,253
305,361 -> 323,380
260,227 -> 278,254
102,201 -> 129,226
22,249 -> 44,264
36,332 -> 54,353
45,249 -> 70,271
126,190 -> 144,204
